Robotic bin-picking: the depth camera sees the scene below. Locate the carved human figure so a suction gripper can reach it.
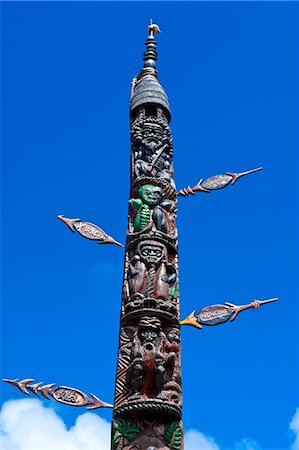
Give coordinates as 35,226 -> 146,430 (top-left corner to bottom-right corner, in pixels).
133,124 -> 164,178
154,147 -> 175,187
131,116 -> 175,187
129,184 -> 175,233
137,241 -> 176,305
126,242 -> 177,315
126,319 -> 182,404
155,261 -> 176,302
161,329 -> 182,404
128,255 -> 147,298
126,317 -> 167,399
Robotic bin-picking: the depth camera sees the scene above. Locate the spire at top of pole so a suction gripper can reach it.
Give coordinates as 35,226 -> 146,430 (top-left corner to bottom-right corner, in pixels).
130,21 -> 171,121
142,19 -> 160,73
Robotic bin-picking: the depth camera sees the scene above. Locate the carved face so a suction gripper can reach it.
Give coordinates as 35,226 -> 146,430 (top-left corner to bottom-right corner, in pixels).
139,329 -> 159,349
139,243 -> 164,264
167,329 -> 180,344
142,127 -> 162,147
139,184 -> 163,207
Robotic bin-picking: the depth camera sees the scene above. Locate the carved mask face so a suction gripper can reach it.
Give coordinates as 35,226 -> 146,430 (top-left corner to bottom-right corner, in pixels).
139,243 -> 164,264
143,127 -> 162,147
167,330 -> 180,344
139,184 -> 163,207
139,329 -> 159,349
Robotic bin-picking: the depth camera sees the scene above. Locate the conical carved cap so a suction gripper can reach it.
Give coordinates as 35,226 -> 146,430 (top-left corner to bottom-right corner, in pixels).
130,22 -> 171,121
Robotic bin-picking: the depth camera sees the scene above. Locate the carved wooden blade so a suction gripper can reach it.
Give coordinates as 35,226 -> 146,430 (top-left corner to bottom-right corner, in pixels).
180,297 -> 278,329
2,378 -> 113,409
57,215 -> 124,247
177,167 -> 262,197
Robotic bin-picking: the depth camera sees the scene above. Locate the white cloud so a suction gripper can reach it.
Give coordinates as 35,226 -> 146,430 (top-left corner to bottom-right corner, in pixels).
1,399 -> 298,450
0,399 -> 110,449
183,430 -> 262,450
184,429 -> 220,450
233,438 -> 261,450
290,408 -> 299,450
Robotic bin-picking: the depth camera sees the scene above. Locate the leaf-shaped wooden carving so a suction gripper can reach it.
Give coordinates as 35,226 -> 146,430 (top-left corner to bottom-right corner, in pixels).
200,174 -> 233,190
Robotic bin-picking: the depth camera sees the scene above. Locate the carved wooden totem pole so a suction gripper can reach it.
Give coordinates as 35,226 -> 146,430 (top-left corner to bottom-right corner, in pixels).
112,23 -> 183,450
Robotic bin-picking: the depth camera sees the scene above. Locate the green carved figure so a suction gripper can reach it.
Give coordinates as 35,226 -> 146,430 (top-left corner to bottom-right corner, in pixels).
129,184 -> 174,233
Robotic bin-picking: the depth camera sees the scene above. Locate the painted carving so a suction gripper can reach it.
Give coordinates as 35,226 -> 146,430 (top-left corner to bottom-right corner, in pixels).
129,184 -> 176,234
111,417 -> 183,450
112,417 -> 141,450
163,422 -> 182,450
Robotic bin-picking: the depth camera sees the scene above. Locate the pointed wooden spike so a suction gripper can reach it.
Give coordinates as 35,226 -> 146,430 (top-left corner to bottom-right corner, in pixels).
254,297 -> 279,305
227,167 -> 263,185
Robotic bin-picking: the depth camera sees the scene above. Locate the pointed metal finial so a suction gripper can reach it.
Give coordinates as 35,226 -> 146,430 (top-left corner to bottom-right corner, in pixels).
148,19 -> 161,37
141,20 -> 160,73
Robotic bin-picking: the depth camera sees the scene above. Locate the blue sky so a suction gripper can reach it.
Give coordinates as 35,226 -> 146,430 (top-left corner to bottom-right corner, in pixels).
1,2 -> 298,449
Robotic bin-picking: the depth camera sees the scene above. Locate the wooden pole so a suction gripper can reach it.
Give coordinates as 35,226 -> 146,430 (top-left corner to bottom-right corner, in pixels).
111,24 -> 183,450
